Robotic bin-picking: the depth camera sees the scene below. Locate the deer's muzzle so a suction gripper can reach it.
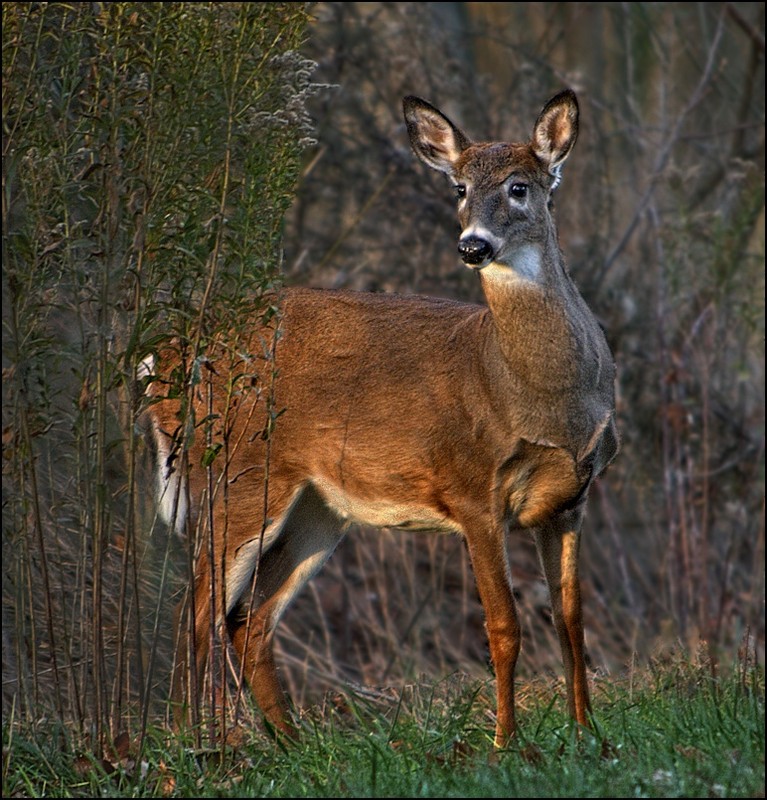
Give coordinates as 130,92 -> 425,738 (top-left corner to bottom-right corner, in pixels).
458,235 -> 493,267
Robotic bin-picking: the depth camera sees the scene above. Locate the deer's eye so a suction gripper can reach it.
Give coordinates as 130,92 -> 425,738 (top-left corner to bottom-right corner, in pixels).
454,184 -> 466,200
509,182 -> 528,199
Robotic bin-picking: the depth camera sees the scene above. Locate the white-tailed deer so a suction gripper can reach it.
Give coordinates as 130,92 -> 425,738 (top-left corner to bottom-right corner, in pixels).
144,89 -> 618,747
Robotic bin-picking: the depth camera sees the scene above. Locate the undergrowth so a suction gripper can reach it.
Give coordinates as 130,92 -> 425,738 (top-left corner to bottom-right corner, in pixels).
3,655 -> 764,798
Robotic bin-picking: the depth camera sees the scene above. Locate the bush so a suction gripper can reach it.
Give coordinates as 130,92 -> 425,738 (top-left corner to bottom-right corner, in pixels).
2,0 -> 318,743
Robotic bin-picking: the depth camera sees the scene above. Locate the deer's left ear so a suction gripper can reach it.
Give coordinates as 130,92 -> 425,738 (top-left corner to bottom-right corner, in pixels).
532,89 -> 579,173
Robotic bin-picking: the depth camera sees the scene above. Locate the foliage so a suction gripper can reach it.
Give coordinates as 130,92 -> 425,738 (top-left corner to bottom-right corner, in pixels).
2,0 -> 317,743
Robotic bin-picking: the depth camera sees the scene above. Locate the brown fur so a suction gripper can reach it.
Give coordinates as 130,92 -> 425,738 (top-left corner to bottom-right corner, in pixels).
145,90 -> 618,747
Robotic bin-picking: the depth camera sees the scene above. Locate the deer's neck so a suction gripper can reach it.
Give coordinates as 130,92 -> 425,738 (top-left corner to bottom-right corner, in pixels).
481,247 -> 583,384
479,243 -> 611,458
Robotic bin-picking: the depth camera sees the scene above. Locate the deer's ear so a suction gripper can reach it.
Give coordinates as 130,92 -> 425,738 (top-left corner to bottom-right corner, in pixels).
403,96 -> 470,176
532,89 -> 579,172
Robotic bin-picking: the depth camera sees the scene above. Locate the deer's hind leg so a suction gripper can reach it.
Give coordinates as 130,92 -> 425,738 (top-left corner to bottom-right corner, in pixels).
170,548 -> 216,729
226,483 -> 346,737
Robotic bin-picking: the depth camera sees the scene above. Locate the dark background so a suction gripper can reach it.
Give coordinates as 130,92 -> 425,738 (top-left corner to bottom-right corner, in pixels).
3,2 -> 764,735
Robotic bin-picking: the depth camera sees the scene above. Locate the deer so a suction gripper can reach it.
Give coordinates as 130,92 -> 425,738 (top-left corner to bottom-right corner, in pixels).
143,88 -> 618,748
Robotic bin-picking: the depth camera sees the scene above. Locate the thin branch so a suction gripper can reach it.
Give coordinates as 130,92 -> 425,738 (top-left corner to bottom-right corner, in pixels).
594,6 -> 728,289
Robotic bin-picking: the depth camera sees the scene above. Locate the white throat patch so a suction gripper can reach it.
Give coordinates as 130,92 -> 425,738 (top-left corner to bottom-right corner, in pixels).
483,244 -> 542,284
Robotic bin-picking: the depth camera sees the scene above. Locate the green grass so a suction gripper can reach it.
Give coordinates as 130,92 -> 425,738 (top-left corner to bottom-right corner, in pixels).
3,660 -> 764,798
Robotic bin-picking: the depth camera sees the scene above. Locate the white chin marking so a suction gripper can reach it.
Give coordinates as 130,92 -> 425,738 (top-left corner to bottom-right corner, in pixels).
483,245 -> 542,283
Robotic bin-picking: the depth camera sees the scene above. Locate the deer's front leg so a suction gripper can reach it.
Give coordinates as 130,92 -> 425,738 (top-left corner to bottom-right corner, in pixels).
534,521 -> 592,728
464,524 -> 521,747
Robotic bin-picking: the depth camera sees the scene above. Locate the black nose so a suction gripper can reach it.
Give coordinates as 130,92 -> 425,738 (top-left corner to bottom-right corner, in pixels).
458,236 -> 493,266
